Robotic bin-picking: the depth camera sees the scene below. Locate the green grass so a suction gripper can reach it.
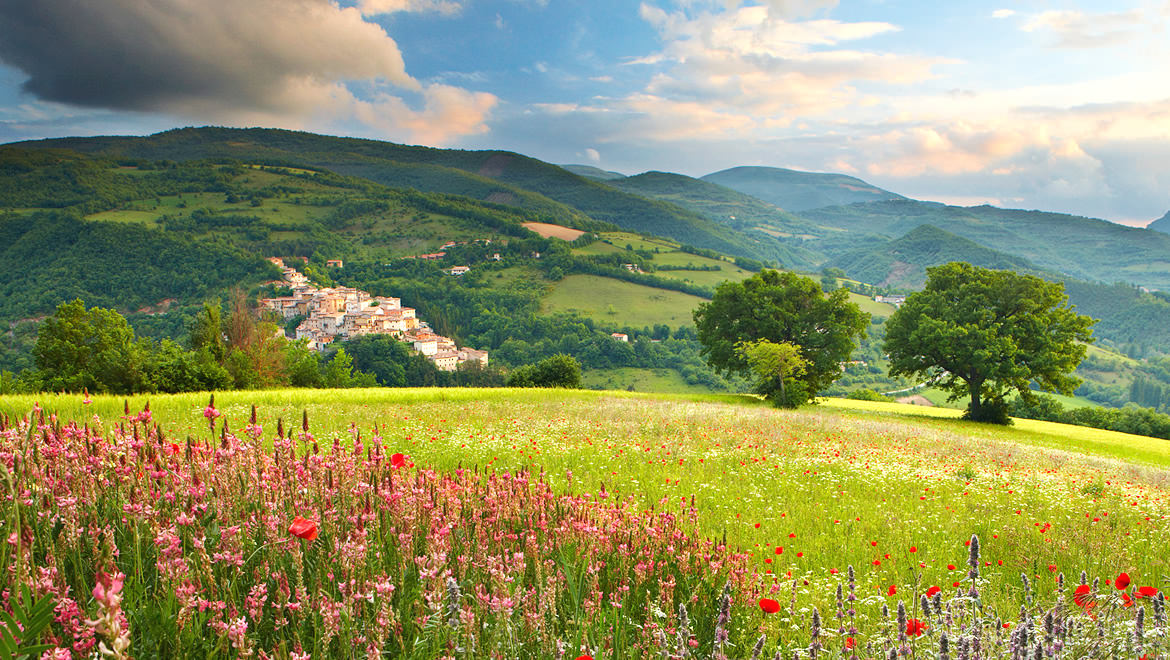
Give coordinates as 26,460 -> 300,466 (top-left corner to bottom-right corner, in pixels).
6,386 -> 1170,621
594,232 -> 679,252
541,274 -> 706,327
582,367 -> 716,394
649,251 -> 754,287
847,291 -> 897,318
823,396 -> 1170,467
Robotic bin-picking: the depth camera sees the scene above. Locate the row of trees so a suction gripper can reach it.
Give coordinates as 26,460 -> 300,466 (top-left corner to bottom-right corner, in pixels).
9,296 -> 589,396
19,297 -> 377,394
693,262 -> 1097,424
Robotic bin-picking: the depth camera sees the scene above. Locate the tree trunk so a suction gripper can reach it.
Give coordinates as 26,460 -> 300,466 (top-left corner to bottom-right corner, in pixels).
968,377 -> 983,419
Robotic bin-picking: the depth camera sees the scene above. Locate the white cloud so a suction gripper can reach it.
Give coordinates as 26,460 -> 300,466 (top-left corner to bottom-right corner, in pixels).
991,9 -> 1015,19
358,0 -> 463,16
354,83 -> 497,145
1020,8 -> 1154,48
616,3 -> 941,140
585,147 -> 601,163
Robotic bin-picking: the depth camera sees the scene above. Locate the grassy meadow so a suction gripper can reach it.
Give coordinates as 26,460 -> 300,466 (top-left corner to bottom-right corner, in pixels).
2,387 -> 1167,657
541,274 -> 708,327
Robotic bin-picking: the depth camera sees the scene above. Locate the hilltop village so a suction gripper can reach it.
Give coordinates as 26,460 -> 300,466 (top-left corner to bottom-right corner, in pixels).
258,258 -> 488,371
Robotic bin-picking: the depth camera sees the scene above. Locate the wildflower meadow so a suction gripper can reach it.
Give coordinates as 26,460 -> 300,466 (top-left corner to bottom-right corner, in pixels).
1,388 -> 1169,658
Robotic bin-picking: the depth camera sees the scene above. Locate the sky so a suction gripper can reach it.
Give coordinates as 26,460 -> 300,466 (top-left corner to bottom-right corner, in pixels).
0,0 -> 1168,225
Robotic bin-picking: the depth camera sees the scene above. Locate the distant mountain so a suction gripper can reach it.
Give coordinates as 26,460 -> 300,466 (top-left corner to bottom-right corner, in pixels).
560,164 -> 626,181
701,166 -> 904,212
828,224 -> 1040,289
1148,211 -> 1170,234
605,170 -> 825,268
802,200 -> 1170,291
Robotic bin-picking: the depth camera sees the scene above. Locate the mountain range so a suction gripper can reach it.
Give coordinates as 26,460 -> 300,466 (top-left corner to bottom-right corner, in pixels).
5,125 -> 1170,404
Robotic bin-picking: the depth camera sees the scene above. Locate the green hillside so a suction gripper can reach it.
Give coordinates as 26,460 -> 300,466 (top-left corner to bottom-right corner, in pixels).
559,164 -> 627,181
7,127 -> 1170,410
803,199 -> 1170,290
0,211 -> 275,320
1147,211 -> 1170,234
608,170 -> 825,269
542,274 -> 707,327
701,165 -> 904,211
13,127 -> 786,264
829,224 -> 1039,289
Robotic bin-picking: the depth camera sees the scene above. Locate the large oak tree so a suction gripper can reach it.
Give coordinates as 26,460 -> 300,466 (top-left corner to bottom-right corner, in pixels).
884,262 -> 1096,423
693,269 -> 869,407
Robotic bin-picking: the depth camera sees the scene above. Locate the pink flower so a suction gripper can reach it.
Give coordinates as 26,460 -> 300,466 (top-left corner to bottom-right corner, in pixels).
92,571 -> 124,607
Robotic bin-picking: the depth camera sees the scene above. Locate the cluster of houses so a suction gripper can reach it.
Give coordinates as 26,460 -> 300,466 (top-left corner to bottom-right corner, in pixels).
873,294 -> 907,307
259,258 -> 488,371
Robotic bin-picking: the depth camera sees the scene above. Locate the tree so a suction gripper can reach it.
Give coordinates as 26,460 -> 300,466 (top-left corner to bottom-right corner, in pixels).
693,270 -> 869,405
884,262 -> 1096,424
323,347 -> 376,388
736,339 -> 809,407
33,299 -> 145,393
507,354 -> 582,388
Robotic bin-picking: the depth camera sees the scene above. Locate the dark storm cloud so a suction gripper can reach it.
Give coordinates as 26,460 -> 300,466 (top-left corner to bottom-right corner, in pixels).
0,0 -> 417,115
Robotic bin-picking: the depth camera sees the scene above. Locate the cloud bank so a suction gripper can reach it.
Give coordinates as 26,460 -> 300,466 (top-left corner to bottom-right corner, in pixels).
0,0 -> 494,144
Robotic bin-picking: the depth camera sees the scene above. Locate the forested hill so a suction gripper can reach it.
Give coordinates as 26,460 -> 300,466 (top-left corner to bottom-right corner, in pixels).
801,200 -> 1170,291
701,166 -> 904,211
827,224 -> 1042,289
11,127 -> 790,265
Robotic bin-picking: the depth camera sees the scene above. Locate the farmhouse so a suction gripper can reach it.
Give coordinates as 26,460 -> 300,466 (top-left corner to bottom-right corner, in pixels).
874,294 -> 907,306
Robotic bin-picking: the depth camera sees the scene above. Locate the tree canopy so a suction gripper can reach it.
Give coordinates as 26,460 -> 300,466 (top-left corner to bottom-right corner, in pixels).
33,299 -> 144,393
736,339 -> 809,407
693,269 -> 869,406
884,262 -> 1096,423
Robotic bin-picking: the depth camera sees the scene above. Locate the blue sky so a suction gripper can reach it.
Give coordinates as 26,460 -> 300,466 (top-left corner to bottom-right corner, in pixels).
1,0 -> 1168,224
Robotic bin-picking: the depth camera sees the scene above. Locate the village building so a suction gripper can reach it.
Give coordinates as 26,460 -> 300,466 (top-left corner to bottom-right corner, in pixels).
431,350 -> 460,371
260,258 -> 487,369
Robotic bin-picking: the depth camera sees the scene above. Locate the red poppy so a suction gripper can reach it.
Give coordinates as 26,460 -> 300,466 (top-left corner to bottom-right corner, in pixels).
1074,585 -> 1093,608
905,619 -> 927,637
1137,586 -> 1159,598
925,586 -> 941,597
947,564 -> 956,570
775,546 -> 783,554
759,598 -> 781,614
1122,592 -> 1134,608
391,453 -> 407,468
1116,572 -> 1131,590
845,637 -> 856,650
289,516 -> 318,541
576,656 -> 593,660
888,585 -> 896,596
909,546 -> 917,553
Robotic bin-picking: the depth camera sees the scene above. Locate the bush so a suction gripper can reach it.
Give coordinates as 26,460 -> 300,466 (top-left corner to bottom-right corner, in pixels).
507,354 -> 581,388
845,388 -> 888,402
